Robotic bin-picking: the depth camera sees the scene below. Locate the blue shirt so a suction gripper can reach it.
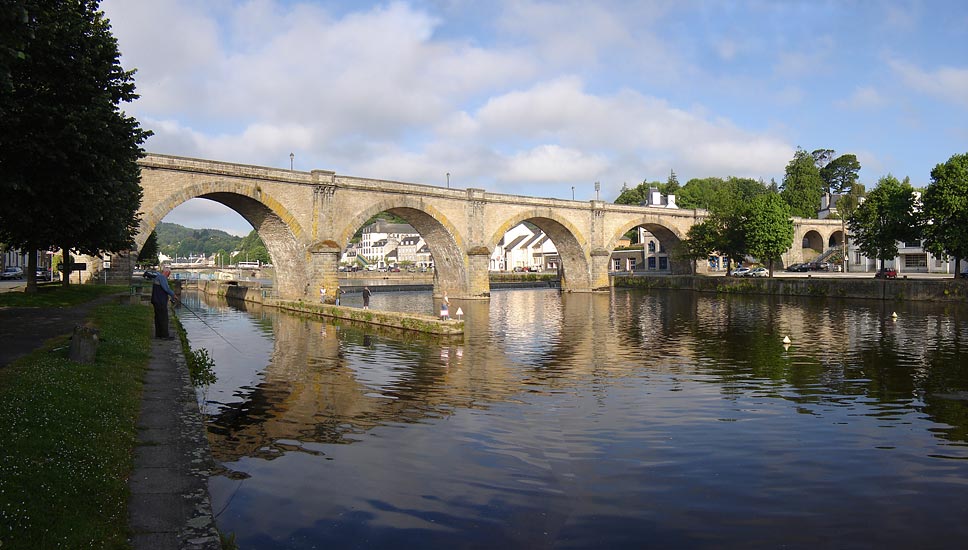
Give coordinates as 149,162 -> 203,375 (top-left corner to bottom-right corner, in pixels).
148,271 -> 176,300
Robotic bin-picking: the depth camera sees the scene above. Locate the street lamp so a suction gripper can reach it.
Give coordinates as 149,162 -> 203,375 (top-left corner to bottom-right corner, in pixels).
572,186 -> 575,200
289,152 -> 294,170
446,172 -> 450,188
595,181 -> 600,201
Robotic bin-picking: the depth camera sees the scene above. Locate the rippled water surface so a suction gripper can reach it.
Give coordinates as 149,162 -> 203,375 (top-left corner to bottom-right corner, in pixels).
177,288 -> 968,549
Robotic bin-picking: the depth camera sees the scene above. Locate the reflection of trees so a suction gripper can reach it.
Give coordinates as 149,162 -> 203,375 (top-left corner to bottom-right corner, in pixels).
917,311 -> 968,443
611,289 -> 968,443
200,288 -> 968,464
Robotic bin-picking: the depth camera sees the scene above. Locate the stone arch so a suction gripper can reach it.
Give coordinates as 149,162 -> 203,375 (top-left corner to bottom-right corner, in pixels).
606,218 -> 690,275
828,230 -> 844,248
486,210 -> 591,291
802,229 -> 824,259
139,181 -> 309,299
338,198 -> 469,297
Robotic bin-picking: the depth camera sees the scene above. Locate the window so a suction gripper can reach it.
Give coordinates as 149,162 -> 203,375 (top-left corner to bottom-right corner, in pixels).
648,241 -> 656,253
628,258 -> 636,271
904,240 -> 922,248
659,257 -> 668,270
648,257 -> 656,270
904,254 -> 927,268
613,258 -> 621,271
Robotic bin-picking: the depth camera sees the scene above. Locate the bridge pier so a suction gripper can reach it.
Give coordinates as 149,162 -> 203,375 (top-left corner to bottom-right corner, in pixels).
464,248 -> 492,299
307,244 -> 341,303
589,249 -> 612,291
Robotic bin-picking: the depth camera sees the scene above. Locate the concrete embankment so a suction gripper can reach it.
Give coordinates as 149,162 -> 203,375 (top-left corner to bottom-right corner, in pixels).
613,275 -> 968,303
196,280 -> 463,335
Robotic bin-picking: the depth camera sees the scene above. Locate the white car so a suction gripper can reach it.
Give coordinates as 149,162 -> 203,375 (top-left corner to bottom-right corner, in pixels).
730,267 -> 750,277
746,267 -> 769,277
1,266 -> 24,280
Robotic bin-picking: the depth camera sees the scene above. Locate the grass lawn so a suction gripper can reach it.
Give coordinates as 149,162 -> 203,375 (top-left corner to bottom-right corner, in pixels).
0,297 -> 152,549
0,284 -> 128,308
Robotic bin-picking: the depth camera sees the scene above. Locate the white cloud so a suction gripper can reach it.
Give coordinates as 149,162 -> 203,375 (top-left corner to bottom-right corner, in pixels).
837,86 -> 888,110
105,1 -> 795,202
890,59 -> 968,108
502,145 -> 609,183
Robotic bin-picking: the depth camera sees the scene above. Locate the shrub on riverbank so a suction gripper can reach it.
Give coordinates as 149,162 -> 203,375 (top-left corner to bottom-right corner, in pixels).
0,301 -> 151,549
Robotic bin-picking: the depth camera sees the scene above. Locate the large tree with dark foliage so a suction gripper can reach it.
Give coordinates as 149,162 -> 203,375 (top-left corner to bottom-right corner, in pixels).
820,154 -> 862,194
921,153 -> 968,277
848,175 -> 921,270
0,0 -> 150,290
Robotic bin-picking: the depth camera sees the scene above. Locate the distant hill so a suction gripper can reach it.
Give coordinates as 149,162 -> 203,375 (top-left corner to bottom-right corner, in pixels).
155,222 -> 243,258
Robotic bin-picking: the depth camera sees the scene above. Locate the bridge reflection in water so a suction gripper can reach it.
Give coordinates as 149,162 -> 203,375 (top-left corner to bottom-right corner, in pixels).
177,289 -> 968,549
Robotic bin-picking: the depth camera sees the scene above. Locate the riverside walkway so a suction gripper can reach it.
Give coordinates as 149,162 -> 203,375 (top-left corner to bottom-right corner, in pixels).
0,292 -> 219,549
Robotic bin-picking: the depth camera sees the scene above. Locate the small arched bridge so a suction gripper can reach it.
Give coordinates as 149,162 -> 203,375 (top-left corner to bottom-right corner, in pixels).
113,154 -> 841,299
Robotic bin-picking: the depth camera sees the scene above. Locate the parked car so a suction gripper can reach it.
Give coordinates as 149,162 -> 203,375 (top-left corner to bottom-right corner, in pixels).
874,267 -> 897,279
1,266 -> 24,280
35,269 -> 52,281
785,263 -> 803,272
746,267 -> 769,277
730,267 -> 750,277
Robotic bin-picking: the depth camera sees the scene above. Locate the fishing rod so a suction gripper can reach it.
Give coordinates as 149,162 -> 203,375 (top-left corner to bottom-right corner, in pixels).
175,300 -> 245,354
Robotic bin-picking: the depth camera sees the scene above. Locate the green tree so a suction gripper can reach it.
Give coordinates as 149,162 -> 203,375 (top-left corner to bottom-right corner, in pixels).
137,231 -> 160,267
677,177 -> 724,209
921,153 -> 968,277
0,1 -> 150,291
781,148 -> 824,218
0,3 -> 29,92
666,170 -> 680,194
745,193 -> 794,276
820,154 -> 862,194
811,148 -> 836,171
238,230 -> 271,264
848,174 -> 921,269
834,183 -> 865,272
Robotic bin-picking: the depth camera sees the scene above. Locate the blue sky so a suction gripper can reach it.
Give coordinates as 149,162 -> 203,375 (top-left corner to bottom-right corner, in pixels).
101,0 -> 968,235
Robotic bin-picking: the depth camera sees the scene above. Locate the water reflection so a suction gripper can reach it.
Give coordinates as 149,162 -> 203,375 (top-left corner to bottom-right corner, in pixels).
177,289 -> 968,549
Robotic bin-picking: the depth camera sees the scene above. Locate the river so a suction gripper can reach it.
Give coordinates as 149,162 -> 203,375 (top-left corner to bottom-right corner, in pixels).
176,288 -> 968,549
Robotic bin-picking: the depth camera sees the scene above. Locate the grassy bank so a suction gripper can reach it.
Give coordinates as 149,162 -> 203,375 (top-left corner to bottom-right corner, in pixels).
0,298 -> 151,549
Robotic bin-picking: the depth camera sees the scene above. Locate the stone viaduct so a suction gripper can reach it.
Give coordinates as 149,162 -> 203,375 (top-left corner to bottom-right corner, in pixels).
111,154 -> 843,300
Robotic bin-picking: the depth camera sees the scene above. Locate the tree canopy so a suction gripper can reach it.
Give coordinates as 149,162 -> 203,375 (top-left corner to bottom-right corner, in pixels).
780,148 -> 824,218
820,154 -> 862,194
921,152 -> 968,276
0,0 -> 151,289
744,193 -> 794,275
848,174 -> 921,267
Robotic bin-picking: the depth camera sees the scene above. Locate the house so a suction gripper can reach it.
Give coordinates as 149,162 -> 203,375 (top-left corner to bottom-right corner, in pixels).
489,223 -> 559,271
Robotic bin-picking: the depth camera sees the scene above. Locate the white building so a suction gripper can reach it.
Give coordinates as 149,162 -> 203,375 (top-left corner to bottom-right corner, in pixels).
489,223 -> 559,271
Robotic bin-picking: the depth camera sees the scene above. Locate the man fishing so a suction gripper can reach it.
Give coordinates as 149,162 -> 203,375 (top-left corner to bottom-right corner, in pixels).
146,267 -> 180,339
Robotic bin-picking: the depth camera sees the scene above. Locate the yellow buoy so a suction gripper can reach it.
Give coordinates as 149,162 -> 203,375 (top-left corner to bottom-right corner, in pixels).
782,336 -> 791,344
891,312 -> 898,318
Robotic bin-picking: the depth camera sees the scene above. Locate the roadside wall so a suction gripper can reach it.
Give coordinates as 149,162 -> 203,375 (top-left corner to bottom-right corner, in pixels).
613,275 -> 968,303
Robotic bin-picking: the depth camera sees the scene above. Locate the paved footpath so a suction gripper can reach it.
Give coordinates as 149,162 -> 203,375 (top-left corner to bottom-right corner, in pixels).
129,332 -> 221,549
0,294 -> 220,549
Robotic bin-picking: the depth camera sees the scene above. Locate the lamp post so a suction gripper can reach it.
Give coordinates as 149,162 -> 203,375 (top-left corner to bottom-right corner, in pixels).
595,181 -> 600,201
446,172 -> 450,188
572,186 -> 575,200
289,152 -> 294,170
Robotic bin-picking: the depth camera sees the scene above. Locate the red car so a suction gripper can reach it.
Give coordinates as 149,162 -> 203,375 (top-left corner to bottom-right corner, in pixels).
874,268 -> 897,279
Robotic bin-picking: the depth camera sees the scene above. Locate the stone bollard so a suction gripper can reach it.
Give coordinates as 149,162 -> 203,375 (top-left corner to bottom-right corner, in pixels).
69,324 -> 100,364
